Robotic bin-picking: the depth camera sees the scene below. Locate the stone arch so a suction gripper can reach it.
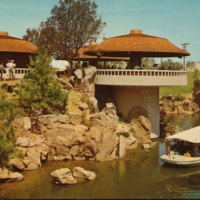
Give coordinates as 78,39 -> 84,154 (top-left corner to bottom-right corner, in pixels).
127,106 -> 148,122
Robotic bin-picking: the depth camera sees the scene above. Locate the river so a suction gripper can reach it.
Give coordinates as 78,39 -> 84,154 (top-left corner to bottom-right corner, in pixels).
1,113 -> 200,199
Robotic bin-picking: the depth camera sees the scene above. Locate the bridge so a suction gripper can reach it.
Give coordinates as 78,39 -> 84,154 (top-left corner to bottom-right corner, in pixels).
3,68 -> 187,87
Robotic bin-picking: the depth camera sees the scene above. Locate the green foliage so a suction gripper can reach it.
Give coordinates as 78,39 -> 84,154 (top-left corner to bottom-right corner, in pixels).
174,94 -> 185,101
1,82 -> 8,90
116,132 -> 130,138
193,69 -> 200,80
0,96 -> 22,168
159,59 -> 183,70
81,95 -> 98,114
186,61 -> 196,70
142,57 -> 156,69
18,49 -> 68,115
118,117 -> 125,124
160,71 -> 200,97
82,112 -> 93,129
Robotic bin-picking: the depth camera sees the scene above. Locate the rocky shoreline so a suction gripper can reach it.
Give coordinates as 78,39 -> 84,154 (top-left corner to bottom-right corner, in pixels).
2,67 -> 200,184
0,66 -> 155,184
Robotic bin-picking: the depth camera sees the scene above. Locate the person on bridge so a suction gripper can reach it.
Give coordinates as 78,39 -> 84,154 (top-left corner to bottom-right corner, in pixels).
0,62 -> 4,79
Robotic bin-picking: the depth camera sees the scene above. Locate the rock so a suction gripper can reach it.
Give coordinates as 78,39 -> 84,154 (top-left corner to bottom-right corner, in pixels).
9,158 -> 25,170
0,168 -> 23,183
79,102 -> 88,111
188,102 -> 199,112
68,112 -> 82,125
88,127 -> 102,142
16,137 -> 29,147
130,116 -> 151,144
118,135 -> 126,158
125,135 -> 137,150
23,117 -> 31,130
51,168 -> 77,184
73,124 -> 88,132
57,114 -> 69,124
142,144 -> 151,149
89,96 -> 98,108
72,167 -> 96,180
12,114 -> 24,129
82,66 -> 97,96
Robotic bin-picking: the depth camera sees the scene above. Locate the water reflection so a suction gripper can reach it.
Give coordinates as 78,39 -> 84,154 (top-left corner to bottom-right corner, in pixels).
0,114 -> 200,199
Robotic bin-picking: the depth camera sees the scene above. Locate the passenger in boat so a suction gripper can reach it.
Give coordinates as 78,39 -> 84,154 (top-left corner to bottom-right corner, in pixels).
175,141 -> 186,155
171,144 -> 179,155
184,152 -> 191,157
194,145 -> 200,157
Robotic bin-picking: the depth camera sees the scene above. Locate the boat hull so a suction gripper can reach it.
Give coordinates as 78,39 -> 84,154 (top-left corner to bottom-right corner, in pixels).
160,154 -> 200,166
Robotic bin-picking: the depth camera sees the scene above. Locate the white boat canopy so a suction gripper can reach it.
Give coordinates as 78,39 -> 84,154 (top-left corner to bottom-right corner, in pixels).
166,126 -> 200,144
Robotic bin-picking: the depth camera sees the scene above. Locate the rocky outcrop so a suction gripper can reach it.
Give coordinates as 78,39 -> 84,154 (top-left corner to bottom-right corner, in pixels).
159,95 -> 199,114
7,65 -> 153,172
9,102 -> 152,171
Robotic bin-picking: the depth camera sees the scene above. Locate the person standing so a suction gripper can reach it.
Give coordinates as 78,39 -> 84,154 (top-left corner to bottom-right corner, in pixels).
82,60 -> 88,68
0,62 -> 4,79
6,60 -> 12,78
11,60 -> 16,78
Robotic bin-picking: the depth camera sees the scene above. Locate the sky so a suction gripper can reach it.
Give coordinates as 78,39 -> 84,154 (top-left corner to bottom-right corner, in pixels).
0,0 -> 200,67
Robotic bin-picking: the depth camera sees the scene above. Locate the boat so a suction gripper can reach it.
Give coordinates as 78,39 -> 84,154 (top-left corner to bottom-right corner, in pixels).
160,126 -> 200,166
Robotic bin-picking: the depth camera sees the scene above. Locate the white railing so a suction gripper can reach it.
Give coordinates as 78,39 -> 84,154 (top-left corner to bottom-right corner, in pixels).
3,68 -> 29,79
95,69 -> 188,86
96,69 -> 186,77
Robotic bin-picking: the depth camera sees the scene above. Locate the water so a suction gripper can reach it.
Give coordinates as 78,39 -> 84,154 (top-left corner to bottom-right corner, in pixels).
1,114 -> 200,199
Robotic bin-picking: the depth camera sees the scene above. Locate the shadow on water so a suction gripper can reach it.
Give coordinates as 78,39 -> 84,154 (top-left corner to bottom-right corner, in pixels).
0,113 -> 200,199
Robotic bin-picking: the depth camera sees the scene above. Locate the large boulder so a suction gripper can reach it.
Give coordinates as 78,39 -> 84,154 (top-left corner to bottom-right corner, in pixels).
129,115 -> 152,145
51,168 -> 77,185
72,167 -> 96,180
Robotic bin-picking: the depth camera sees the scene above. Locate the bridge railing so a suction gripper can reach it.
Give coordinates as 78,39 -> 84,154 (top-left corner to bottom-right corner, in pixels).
96,69 -> 186,77
95,69 -> 187,86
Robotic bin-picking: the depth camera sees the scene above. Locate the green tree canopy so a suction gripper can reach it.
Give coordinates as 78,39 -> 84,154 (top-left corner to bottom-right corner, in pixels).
23,0 -> 106,63
142,57 -> 156,69
18,49 -> 68,115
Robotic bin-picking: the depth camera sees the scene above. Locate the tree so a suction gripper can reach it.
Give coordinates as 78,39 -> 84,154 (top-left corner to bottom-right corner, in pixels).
0,92 -> 22,168
186,61 -> 196,71
23,0 -> 106,67
142,57 -> 156,69
18,49 -> 68,115
159,59 -> 183,70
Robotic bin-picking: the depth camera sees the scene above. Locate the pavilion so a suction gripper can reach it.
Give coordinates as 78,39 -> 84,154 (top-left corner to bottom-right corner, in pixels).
83,29 -> 190,136
0,31 -> 38,69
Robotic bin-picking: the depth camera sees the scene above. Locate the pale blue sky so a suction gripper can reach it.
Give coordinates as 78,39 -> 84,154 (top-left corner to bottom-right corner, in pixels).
0,0 -> 200,63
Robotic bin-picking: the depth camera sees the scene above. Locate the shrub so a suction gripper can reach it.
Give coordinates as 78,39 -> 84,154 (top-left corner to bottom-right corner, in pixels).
81,95 -> 98,114
175,94 -> 185,101
1,82 -> 8,90
18,49 -> 68,115
0,96 -> 23,168
82,112 -> 93,129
